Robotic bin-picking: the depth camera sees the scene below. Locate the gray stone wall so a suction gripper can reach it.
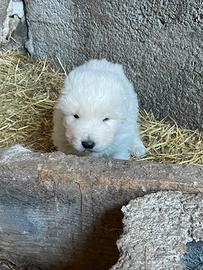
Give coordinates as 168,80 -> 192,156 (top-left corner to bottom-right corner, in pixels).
0,0 -> 10,25
0,0 -> 27,50
0,0 -> 202,130
0,0 -> 10,43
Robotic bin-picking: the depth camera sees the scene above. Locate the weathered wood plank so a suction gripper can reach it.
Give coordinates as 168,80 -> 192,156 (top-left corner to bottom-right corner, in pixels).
0,150 -> 202,269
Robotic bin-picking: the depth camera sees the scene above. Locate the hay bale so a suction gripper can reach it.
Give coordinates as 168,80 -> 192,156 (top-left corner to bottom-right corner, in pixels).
0,50 -> 202,164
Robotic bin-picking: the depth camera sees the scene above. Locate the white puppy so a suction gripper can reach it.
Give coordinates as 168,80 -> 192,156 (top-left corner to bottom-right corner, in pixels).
52,59 -> 146,160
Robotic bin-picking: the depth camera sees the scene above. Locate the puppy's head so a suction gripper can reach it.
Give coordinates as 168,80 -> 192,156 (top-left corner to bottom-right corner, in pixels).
56,69 -> 129,154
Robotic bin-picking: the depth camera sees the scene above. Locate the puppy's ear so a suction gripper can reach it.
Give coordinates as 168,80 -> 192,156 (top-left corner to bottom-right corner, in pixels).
62,67 -> 81,94
61,75 -> 71,94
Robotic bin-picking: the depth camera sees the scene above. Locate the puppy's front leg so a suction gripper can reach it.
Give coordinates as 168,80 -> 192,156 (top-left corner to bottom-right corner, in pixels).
131,137 -> 146,158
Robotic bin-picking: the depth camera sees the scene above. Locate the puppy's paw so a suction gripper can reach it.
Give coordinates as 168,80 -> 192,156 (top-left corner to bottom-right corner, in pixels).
132,143 -> 147,158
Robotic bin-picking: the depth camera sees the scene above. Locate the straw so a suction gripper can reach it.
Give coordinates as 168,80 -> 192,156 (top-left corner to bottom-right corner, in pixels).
0,50 -> 202,164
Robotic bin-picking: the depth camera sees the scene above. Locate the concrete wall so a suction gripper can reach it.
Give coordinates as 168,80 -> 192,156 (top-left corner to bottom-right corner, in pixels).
0,0 -> 27,50
24,0 -> 203,131
0,0 -> 202,130
0,0 -> 10,44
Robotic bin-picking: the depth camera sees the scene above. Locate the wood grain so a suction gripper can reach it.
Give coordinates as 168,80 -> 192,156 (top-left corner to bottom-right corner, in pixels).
0,151 -> 202,269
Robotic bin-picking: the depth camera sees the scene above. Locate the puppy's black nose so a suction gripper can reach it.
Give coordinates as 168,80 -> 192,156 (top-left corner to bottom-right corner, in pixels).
82,140 -> 95,149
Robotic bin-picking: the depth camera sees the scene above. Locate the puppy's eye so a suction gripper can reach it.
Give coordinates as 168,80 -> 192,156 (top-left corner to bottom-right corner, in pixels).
73,114 -> 79,119
103,118 -> 110,122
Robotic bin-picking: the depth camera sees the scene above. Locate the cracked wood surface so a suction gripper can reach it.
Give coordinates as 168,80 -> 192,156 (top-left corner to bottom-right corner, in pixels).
0,151 -> 202,269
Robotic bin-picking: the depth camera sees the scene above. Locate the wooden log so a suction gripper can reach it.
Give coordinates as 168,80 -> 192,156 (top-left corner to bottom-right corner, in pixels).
0,150 -> 202,270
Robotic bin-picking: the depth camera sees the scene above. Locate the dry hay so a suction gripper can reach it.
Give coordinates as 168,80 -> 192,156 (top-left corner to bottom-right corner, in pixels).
139,111 -> 202,164
0,50 -> 202,165
0,50 -> 63,152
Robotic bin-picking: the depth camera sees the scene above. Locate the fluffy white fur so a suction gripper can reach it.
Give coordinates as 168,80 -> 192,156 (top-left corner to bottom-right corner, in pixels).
52,59 -> 146,160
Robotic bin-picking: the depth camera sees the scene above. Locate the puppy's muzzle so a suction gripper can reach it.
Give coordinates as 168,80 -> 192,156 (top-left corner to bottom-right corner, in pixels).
81,140 -> 95,150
